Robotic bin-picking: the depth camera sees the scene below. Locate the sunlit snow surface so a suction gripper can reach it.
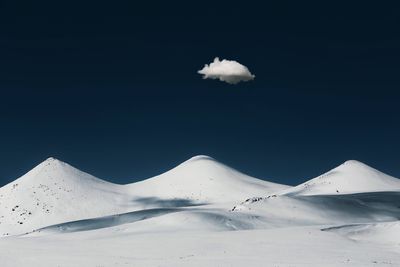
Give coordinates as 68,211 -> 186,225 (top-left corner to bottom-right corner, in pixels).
1,156 -> 400,266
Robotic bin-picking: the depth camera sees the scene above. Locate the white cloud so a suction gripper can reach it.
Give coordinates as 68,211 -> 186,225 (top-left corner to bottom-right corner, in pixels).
198,57 -> 255,84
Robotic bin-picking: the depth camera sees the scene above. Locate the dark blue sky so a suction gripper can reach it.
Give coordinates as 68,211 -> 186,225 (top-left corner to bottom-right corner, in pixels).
0,2 -> 399,186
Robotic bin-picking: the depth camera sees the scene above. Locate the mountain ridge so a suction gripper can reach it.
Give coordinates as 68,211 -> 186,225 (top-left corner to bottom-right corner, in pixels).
0,155 -> 289,236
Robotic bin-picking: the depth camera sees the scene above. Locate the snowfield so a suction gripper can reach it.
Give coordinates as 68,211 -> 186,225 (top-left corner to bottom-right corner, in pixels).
0,156 -> 400,266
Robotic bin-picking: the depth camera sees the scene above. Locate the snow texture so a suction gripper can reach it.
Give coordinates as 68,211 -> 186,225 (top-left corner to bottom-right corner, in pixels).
1,155 -> 400,266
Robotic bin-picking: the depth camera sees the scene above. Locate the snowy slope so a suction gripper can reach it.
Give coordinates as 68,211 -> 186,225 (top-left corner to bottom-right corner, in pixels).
281,160 -> 400,196
232,191 -> 400,228
2,226 -> 400,267
232,161 -> 400,227
127,155 -> 290,203
1,157 -> 400,266
31,159 -> 400,236
0,158 -> 135,236
0,155 -> 289,236
323,221 -> 400,246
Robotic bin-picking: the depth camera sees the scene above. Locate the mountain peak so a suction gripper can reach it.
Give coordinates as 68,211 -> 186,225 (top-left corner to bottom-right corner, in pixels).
44,156 -> 58,162
282,160 -> 400,196
10,157 -> 111,187
343,159 -> 364,166
33,157 -> 67,172
42,157 -> 64,165
341,160 -> 371,168
337,160 -> 379,174
184,155 -> 215,163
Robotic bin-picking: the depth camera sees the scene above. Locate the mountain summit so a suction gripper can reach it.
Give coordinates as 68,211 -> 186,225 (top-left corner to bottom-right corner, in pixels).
128,155 -> 290,202
282,160 -> 400,196
19,157 -> 110,185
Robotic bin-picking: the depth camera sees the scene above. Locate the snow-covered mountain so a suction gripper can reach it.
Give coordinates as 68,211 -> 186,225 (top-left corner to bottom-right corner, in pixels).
233,160 -> 400,227
1,157 -> 400,266
0,155 -> 289,236
128,155 -> 289,203
0,158 -> 133,236
281,160 -> 400,196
